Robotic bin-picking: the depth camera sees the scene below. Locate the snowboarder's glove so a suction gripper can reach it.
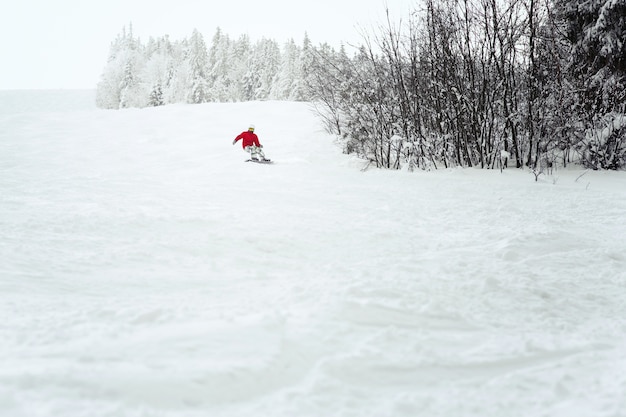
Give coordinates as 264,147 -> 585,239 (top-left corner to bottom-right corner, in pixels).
232,139 -> 237,145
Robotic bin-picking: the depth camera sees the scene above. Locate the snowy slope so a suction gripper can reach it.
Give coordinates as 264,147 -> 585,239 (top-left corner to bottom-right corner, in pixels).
1,96 -> 626,417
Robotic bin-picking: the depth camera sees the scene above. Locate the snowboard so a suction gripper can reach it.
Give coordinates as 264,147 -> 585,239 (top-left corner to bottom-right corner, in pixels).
245,158 -> 273,164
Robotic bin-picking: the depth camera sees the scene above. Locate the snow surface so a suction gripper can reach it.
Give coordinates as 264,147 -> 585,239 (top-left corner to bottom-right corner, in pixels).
1,92 -> 626,417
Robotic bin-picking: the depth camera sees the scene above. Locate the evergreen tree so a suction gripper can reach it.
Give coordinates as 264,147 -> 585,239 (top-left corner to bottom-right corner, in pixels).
143,36 -> 173,107
254,38 -> 281,100
186,29 -> 210,104
229,34 -> 253,101
271,39 -> 301,100
164,39 -> 187,104
207,28 -> 233,101
148,83 -> 164,107
560,0 -> 626,114
558,0 -> 626,169
96,24 -> 146,109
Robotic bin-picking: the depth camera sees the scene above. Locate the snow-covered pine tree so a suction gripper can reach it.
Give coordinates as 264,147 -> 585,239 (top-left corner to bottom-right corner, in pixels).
96,24 -> 146,109
163,39 -> 187,104
558,0 -> 626,169
297,33 -> 316,102
253,38 -> 281,100
186,29 -> 210,104
227,34 -> 252,101
143,36 -> 174,107
97,25 -> 132,109
270,39 -> 301,100
207,28 -> 234,102
148,83 -> 164,107
561,0 -> 626,114
119,60 -> 136,108
241,66 -> 261,102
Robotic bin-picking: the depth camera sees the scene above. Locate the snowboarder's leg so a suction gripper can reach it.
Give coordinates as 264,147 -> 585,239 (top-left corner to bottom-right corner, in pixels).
251,145 -> 268,161
250,145 -> 262,161
244,145 -> 259,161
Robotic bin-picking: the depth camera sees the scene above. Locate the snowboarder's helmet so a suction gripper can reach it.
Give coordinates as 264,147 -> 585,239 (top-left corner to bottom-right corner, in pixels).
248,124 -> 255,131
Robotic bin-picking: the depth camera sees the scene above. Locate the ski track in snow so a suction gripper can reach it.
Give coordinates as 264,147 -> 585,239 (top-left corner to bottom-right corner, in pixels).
1,97 -> 626,417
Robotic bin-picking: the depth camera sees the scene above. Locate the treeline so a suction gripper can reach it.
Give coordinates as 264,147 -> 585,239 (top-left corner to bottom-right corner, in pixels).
96,25 -> 312,108
98,0 -> 626,171
308,0 -> 626,170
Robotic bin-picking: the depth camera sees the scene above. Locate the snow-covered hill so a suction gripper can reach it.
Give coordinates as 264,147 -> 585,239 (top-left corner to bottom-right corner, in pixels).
1,94 -> 626,417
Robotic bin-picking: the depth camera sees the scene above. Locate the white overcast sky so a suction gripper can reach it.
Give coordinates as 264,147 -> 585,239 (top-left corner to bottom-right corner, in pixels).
0,0 -> 413,90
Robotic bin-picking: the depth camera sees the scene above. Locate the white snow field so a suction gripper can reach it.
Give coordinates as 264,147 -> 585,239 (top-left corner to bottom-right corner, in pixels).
1,92 -> 626,417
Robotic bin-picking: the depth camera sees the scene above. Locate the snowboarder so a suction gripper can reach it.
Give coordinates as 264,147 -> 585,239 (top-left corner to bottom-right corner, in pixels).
232,124 -> 269,162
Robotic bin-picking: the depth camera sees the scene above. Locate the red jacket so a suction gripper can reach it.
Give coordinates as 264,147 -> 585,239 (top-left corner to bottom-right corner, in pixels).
234,131 -> 261,148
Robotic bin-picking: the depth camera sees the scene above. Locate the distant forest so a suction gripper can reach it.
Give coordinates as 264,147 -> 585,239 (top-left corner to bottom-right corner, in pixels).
96,25 -> 311,108
97,0 -> 626,171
